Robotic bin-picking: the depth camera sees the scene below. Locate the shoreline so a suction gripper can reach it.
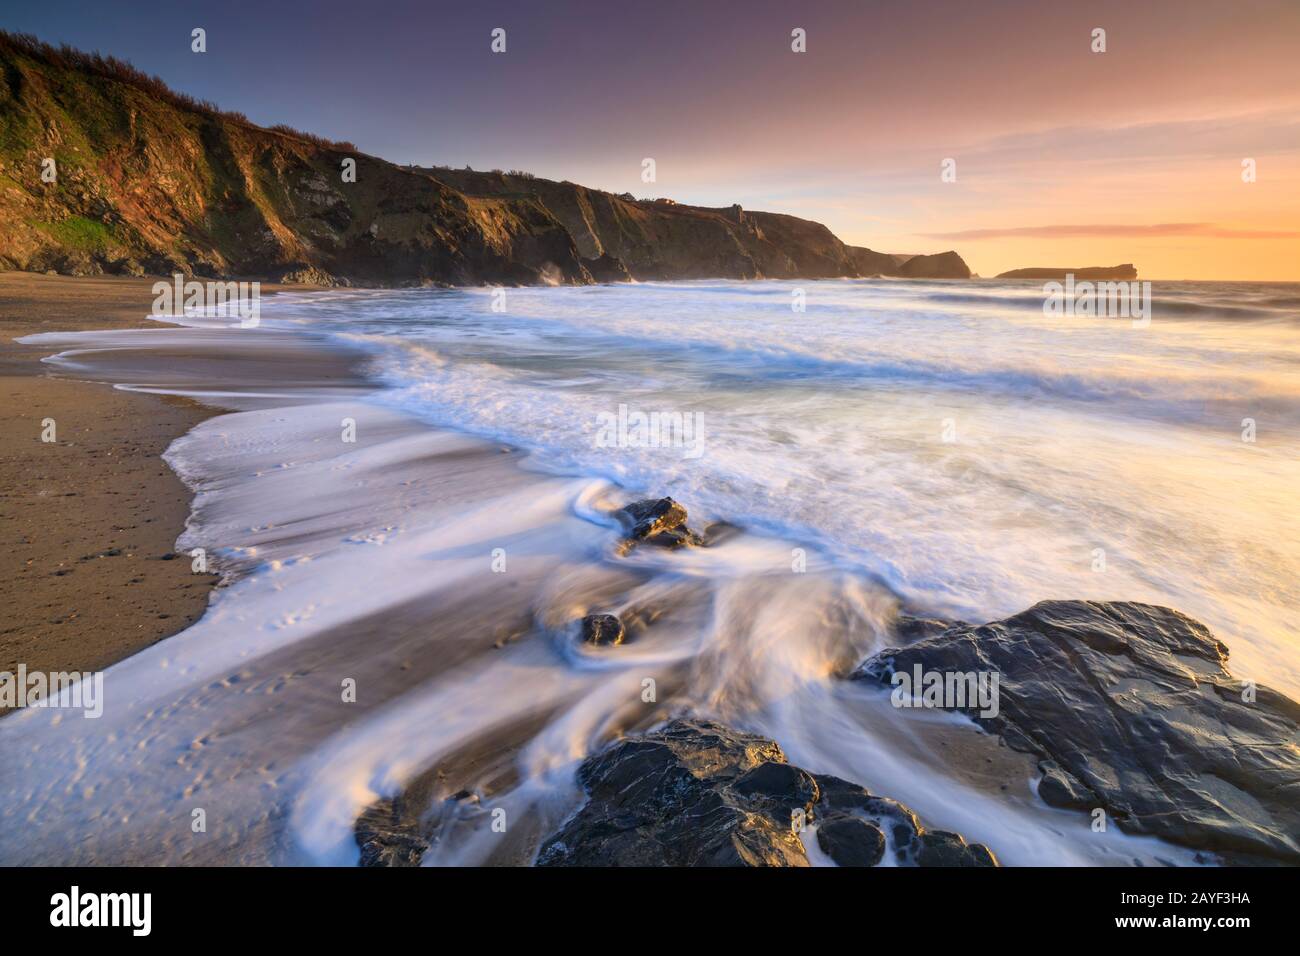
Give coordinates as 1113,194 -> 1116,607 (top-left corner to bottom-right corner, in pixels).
0,277 -> 1052,865
0,273 -> 217,701
0,272 -> 332,702
0,271 -> 1292,868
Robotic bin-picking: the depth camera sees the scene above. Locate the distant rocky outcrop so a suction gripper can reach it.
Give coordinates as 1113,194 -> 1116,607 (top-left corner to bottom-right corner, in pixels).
535,718 -> 997,867
855,600 -> 1300,864
996,264 -> 1138,280
847,246 -> 971,279
0,31 -> 971,286
897,250 -> 971,279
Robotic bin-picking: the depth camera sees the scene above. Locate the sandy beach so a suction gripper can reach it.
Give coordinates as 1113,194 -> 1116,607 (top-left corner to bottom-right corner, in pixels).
0,274 -> 217,699
0,273 -> 361,704
0,284 -> 664,864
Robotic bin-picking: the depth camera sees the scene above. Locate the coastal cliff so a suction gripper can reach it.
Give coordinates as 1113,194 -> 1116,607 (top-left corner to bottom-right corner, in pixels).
0,31 -> 968,286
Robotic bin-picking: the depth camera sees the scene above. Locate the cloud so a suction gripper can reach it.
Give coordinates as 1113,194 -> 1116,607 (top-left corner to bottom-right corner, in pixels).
921,223 -> 1300,241
947,112 -> 1300,168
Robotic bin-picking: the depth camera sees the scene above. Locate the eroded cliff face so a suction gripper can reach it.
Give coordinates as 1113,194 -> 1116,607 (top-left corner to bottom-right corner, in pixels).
430,168 -> 972,282
0,32 -> 969,286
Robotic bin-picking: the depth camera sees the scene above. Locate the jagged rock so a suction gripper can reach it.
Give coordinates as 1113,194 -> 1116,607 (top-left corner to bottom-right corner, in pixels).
536,718 -> 997,867
536,719 -> 811,866
354,796 -> 429,867
580,613 -> 625,646
615,497 -> 714,551
855,600 -> 1300,863
618,498 -> 688,539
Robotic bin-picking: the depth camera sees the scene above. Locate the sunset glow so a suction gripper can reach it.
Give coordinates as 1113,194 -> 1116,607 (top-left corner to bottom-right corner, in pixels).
5,0 -> 1298,278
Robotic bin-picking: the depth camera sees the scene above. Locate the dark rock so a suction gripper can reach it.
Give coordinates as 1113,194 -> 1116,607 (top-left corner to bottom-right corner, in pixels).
916,830 -> 998,867
732,761 -> 820,824
353,787 -> 491,867
537,718 -> 808,866
354,797 -> 429,867
1036,758 -> 1094,809
615,497 -> 715,551
536,718 -> 996,867
817,814 -> 886,867
855,600 -> 1300,863
618,497 -> 688,539
580,613 -> 626,646
810,772 -> 996,865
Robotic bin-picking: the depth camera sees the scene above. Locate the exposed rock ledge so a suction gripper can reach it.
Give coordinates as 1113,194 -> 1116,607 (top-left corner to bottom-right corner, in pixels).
536,718 -> 997,867
855,600 -> 1300,864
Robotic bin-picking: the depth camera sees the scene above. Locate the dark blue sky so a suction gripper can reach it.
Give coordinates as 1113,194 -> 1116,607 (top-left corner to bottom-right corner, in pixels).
7,0 -> 871,174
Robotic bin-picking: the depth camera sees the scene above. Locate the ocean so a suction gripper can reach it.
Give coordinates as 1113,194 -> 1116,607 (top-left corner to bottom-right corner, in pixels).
290,277 -> 1300,691
3,277 -> 1297,866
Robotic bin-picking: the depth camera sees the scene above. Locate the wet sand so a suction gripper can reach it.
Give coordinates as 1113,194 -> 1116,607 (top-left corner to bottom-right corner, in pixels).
1,273 -> 217,700
0,272 -> 330,705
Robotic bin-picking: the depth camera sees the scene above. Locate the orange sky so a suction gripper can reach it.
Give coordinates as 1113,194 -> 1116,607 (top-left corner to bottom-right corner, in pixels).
534,1 -> 1300,280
